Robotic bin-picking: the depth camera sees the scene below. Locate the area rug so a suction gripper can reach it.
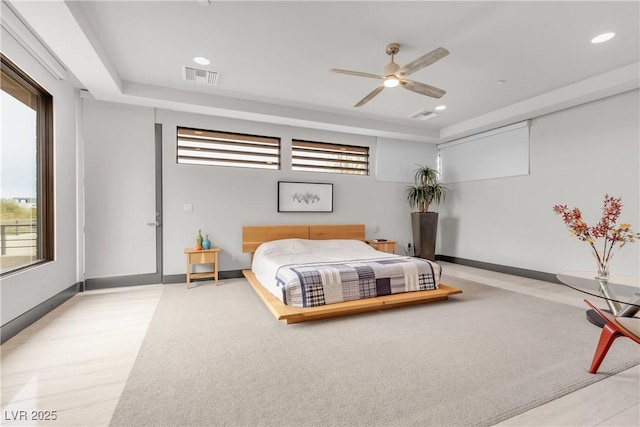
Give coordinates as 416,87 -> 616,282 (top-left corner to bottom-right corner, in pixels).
109,276 -> 639,427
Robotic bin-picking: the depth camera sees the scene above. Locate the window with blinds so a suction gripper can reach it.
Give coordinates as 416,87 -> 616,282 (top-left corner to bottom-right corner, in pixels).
177,127 -> 280,170
291,140 -> 369,175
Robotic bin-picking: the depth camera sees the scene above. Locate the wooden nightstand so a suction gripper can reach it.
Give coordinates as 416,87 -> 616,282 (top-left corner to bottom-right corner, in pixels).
366,240 -> 397,254
184,248 -> 220,288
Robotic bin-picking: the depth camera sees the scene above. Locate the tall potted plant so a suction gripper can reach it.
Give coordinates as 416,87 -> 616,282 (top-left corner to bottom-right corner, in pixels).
406,165 -> 447,260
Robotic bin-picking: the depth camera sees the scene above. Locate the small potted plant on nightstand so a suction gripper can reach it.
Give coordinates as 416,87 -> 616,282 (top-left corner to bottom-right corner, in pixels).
406,165 -> 447,261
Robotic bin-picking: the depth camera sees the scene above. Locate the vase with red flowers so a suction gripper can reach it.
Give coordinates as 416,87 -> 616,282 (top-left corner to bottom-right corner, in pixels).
553,194 -> 640,280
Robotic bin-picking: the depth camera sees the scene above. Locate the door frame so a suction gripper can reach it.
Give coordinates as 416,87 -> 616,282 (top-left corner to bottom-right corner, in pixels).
152,123 -> 163,283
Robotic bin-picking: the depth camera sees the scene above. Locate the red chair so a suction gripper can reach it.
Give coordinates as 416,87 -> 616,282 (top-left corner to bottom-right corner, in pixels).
584,299 -> 640,374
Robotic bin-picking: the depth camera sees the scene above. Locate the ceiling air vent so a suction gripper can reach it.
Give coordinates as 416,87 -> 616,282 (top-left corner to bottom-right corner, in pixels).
183,66 -> 219,85
408,110 -> 439,121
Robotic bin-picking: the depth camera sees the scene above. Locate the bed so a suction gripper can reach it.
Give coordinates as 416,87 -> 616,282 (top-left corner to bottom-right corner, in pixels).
241,224 -> 462,324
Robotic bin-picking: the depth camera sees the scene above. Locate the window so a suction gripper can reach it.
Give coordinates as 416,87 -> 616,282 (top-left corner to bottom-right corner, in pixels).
177,127 -> 280,170
292,140 -> 369,175
1,54 -> 54,275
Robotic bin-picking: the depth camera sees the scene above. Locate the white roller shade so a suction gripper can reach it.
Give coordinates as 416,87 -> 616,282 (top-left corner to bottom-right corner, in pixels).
438,121 -> 530,183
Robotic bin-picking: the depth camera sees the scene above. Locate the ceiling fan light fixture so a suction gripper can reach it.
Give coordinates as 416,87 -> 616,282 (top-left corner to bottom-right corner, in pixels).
383,76 -> 400,88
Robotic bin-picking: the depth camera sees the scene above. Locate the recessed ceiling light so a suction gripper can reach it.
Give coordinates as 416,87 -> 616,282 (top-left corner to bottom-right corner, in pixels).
434,105 -> 447,111
496,80 -> 506,85
591,32 -> 615,44
193,56 -> 210,65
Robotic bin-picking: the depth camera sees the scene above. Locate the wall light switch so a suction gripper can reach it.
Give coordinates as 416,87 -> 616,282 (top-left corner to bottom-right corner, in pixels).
183,203 -> 193,212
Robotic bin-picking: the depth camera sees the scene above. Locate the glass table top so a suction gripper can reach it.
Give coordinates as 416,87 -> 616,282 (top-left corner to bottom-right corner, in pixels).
557,271 -> 640,317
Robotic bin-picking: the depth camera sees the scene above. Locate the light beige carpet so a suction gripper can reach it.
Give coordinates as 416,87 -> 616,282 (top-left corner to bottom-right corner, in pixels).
109,276 -> 639,427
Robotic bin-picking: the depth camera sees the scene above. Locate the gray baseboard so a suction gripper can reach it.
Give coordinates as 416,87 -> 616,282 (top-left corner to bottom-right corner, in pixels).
163,270 -> 245,284
85,273 -> 163,291
83,269 -> 245,289
1,282 -> 81,344
436,255 -> 561,284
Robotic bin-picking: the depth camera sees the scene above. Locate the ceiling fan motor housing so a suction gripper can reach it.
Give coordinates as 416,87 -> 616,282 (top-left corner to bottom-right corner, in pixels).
384,43 -> 400,77
384,62 -> 400,76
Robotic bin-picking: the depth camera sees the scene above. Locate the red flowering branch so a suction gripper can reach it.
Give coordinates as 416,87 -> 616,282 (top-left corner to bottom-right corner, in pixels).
553,195 -> 640,269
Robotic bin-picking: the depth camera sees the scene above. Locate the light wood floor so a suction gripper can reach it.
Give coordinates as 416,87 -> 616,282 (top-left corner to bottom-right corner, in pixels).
1,262 -> 638,426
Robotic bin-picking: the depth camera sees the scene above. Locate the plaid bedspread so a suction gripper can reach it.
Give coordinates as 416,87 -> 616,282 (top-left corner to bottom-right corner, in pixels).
275,257 -> 439,307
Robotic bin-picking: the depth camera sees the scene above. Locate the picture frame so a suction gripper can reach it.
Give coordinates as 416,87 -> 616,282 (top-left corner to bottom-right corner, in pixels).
278,181 -> 333,213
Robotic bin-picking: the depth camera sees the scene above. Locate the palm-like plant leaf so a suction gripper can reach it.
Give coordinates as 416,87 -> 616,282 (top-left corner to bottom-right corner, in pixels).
414,165 -> 439,187
406,186 -> 428,212
406,165 -> 447,212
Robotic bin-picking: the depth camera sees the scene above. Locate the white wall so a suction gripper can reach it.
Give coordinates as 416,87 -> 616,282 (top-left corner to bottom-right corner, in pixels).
376,137 -> 438,183
157,109 -> 433,276
439,90 -> 640,277
1,29 -> 79,325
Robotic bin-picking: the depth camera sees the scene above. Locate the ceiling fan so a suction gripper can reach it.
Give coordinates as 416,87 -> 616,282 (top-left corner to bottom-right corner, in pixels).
330,43 -> 449,107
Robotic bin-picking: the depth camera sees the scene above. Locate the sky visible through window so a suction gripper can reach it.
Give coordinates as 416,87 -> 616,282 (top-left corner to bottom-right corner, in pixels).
1,90 -> 37,199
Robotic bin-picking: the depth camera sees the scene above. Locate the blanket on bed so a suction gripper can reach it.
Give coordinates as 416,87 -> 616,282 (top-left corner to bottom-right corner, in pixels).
275,257 -> 439,307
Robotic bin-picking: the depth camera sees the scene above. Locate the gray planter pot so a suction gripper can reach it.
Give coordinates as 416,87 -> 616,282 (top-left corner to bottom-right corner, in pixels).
411,212 -> 438,261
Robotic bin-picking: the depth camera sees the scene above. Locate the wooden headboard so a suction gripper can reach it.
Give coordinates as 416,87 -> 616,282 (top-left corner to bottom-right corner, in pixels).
242,224 -> 365,254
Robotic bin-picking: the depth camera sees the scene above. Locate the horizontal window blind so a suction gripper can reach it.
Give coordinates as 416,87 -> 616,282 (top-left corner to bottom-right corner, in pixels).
292,140 -> 369,175
177,127 -> 280,170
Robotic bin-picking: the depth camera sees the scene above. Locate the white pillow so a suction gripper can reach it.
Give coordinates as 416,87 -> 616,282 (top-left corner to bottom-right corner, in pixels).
255,238 -> 374,257
254,238 -> 306,258
300,239 -> 373,251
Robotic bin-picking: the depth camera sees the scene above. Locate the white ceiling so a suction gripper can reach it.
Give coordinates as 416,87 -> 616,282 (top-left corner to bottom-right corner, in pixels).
6,1 -> 640,143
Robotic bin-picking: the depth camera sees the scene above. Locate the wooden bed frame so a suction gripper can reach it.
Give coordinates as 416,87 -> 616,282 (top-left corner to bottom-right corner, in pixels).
241,224 -> 462,324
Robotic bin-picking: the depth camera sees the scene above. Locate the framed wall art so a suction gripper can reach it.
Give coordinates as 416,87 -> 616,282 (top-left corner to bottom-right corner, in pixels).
278,181 -> 333,213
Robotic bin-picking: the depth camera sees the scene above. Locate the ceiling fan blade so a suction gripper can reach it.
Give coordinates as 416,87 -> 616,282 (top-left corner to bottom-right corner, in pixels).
400,79 -> 446,99
398,47 -> 449,77
355,85 -> 385,107
330,69 -> 384,80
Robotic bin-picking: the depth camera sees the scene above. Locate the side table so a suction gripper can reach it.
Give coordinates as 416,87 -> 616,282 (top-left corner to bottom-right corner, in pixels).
366,239 -> 397,254
184,248 -> 220,288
